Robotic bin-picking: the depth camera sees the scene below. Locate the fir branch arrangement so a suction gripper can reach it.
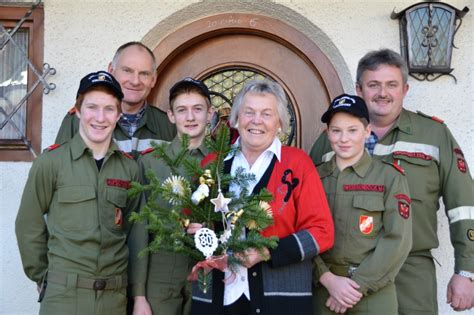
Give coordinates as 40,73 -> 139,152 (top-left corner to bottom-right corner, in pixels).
129,126 -> 278,292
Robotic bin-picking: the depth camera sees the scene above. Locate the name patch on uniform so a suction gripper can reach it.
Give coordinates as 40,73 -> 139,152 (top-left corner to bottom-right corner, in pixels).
468,229 -> 474,241
393,151 -> 432,161
344,184 -> 384,192
359,215 -> 373,234
107,178 -> 131,189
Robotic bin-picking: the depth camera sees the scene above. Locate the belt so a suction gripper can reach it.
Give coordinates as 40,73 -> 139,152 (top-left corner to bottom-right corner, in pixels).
47,271 -> 127,291
329,264 -> 358,277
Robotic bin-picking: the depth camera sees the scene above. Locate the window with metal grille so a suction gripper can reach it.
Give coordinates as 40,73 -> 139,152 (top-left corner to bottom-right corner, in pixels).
1,2 -> 54,161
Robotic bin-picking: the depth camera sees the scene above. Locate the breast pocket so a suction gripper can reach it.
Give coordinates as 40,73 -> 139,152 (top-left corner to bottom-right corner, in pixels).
393,153 -> 439,200
352,195 -> 385,238
57,185 -> 97,231
106,186 -> 128,231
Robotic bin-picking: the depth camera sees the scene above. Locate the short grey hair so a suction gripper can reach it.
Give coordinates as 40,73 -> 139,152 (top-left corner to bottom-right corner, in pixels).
110,41 -> 157,71
230,78 -> 290,132
356,49 -> 408,85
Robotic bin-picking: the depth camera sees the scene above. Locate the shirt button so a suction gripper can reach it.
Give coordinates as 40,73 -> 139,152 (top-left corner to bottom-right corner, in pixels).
252,272 -> 257,277
241,276 -> 246,281
256,309 -> 261,313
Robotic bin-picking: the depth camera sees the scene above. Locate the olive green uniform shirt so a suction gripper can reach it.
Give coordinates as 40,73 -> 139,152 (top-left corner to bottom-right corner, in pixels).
55,104 -> 176,159
129,136 -> 208,297
310,109 -> 474,272
314,151 -> 412,295
15,133 -> 140,283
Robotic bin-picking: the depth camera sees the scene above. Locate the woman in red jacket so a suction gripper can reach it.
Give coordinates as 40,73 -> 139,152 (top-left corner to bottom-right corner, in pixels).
191,78 -> 334,315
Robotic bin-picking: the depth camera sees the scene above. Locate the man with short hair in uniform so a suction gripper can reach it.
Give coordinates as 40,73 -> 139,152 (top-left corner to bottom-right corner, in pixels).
129,78 -> 214,315
16,71 -> 140,315
310,49 -> 474,314
55,41 -> 176,159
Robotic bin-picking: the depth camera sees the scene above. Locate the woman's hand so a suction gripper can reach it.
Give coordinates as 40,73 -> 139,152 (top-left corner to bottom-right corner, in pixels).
186,223 -> 203,234
234,247 -> 270,268
320,271 -> 362,308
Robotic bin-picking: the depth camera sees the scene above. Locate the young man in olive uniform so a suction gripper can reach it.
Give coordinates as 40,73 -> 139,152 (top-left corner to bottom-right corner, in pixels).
130,78 -> 214,315
55,42 -> 176,159
310,49 -> 474,314
313,94 -> 412,314
16,71 -> 140,315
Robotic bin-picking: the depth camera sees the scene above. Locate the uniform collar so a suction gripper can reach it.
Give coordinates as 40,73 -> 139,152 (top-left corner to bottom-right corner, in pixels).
71,133 -> 120,160
139,102 -> 161,133
350,150 -> 372,177
391,108 -> 412,135
169,135 -> 208,157
318,149 -> 372,178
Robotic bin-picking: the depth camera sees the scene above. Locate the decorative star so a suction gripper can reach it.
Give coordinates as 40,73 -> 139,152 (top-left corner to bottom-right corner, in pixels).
210,191 -> 231,213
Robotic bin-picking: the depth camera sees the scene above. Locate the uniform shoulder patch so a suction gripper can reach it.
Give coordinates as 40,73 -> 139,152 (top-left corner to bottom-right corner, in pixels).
140,147 -> 155,156
67,106 -> 77,115
45,143 -> 61,152
416,111 -> 444,124
121,151 -> 134,160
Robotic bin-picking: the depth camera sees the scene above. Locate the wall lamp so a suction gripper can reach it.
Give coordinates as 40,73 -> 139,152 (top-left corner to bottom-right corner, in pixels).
391,1 -> 469,82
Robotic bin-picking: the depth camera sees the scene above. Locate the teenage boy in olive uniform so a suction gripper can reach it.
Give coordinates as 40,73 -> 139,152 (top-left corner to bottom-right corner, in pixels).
313,94 -> 412,314
310,49 -> 474,313
55,42 -> 176,159
130,78 -> 214,315
16,71 -> 140,315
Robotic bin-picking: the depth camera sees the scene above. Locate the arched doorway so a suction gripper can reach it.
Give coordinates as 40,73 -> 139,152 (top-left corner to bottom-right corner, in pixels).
146,12 -> 345,151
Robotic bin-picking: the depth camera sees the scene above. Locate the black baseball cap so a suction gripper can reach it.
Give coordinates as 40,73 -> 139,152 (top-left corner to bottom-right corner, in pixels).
76,71 -> 124,100
169,77 -> 211,103
321,94 -> 370,123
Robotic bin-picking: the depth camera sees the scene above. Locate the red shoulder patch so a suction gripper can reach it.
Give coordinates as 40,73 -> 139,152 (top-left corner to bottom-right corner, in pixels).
46,143 -> 61,151
395,194 -> 412,204
68,106 -> 77,115
431,115 -> 444,124
121,152 -> 134,160
140,147 -> 154,156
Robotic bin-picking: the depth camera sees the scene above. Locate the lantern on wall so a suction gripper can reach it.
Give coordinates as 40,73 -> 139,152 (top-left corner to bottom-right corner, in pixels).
391,2 -> 469,82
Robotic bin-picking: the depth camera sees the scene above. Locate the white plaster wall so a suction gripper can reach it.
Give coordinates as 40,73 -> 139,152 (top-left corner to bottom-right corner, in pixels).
0,1 -> 472,314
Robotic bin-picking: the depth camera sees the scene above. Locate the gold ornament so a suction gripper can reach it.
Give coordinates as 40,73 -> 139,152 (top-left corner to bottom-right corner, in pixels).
199,169 -> 215,187
230,209 -> 244,225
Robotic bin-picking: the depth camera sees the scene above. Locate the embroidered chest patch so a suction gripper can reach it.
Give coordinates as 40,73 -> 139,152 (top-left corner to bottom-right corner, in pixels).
344,184 -> 384,192
107,178 -> 131,189
359,215 -> 374,235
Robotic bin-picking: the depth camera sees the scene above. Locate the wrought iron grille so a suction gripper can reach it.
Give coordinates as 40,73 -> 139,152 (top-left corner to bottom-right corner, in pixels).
203,69 -> 297,146
0,0 -> 55,157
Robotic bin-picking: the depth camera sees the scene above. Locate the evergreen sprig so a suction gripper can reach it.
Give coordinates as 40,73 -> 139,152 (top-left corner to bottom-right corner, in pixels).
129,125 -> 279,290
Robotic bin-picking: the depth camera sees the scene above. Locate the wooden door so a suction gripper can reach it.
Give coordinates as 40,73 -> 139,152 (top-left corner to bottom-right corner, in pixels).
148,13 -> 343,152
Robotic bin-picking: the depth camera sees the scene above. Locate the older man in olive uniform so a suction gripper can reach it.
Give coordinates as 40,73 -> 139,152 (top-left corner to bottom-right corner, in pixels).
130,78 -> 214,315
310,49 -> 474,314
313,94 -> 412,315
55,42 -> 176,159
16,71 -> 140,315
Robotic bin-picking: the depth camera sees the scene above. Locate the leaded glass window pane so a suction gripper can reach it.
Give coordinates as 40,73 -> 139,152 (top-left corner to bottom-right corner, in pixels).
0,28 -> 28,140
